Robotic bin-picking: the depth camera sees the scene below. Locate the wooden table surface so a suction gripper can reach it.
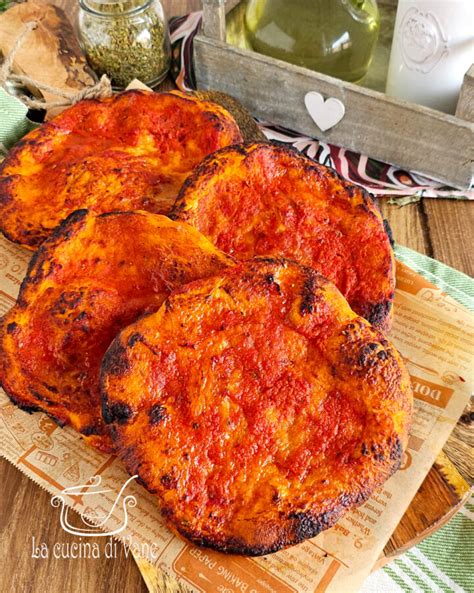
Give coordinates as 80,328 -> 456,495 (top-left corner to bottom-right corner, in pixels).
1,1 -> 472,592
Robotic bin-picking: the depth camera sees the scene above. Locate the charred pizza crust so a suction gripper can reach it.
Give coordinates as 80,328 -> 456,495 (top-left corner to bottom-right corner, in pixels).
171,142 -> 395,330
0,90 -> 242,249
0,210 -> 232,451
101,258 -> 412,554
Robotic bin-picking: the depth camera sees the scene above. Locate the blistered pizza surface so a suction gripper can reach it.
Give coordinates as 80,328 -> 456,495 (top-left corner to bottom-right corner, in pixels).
172,143 -> 395,330
102,258 -> 412,554
0,210 -> 232,451
0,90 -> 242,248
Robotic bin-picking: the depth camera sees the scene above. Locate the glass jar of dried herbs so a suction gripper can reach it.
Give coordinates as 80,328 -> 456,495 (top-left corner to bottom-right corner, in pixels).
78,0 -> 171,89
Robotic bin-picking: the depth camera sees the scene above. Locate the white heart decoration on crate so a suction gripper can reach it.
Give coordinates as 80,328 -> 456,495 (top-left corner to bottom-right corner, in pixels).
304,92 -> 346,132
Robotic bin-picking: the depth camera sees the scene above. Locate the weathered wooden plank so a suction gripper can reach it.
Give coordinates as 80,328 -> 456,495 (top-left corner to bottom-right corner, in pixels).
424,197 -> 474,276
202,0 -> 226,42
379,201 -> 432,257
456,65 -> 474,123
380,450 -> 471,564
194,36 -> 474,189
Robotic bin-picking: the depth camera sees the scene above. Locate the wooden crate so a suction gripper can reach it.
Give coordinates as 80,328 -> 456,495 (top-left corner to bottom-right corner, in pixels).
194,0 -> 474,190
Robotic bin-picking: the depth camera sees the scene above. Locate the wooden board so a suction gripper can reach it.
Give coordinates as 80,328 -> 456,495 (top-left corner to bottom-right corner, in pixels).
381,446 -> 471,566
456,65 -> 474,121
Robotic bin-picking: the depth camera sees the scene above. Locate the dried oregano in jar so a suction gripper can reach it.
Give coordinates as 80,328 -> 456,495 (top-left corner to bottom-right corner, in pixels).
78,0 -> 171,89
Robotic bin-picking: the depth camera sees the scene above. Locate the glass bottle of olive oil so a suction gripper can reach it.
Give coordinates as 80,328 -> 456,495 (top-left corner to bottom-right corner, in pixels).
244,0 -> 380,82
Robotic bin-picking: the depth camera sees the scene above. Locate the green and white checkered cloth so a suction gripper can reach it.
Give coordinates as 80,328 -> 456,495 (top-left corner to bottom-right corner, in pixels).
362,496 -> 474,593
362,245 -> 473,593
